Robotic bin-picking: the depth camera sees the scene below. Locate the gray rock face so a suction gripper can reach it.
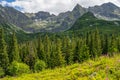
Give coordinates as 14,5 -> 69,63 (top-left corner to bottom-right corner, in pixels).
48,4 -> 87,32
0,5 -> 33,28
32,11 -> 55,20
88,2 -> 120,20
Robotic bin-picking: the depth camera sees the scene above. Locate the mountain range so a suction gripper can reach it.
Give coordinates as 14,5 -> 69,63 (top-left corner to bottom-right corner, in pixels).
0,2 -> 120,33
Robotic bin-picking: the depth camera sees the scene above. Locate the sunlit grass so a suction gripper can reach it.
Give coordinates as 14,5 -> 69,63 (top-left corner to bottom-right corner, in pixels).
2,54 -> 120,80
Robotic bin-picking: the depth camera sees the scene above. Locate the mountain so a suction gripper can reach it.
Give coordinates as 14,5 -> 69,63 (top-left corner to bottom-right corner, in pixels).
68,12 -> 120,34
72,4 -> 87,19
88,2 -> 120,20
57,4 -> 87,31
32,11 -> 55,20
24,4 -> 87,32
0,5 -> 33,29
43,4 -> 87,32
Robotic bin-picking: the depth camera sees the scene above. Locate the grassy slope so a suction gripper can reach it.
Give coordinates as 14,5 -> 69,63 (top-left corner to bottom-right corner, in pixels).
2,54 -> 120,80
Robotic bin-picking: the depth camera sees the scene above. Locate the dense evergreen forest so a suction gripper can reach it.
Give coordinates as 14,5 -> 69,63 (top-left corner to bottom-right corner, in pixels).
0,27 -> 120,77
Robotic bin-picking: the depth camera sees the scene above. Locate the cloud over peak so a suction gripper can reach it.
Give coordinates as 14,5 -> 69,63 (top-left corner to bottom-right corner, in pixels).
0,0 -> 120,15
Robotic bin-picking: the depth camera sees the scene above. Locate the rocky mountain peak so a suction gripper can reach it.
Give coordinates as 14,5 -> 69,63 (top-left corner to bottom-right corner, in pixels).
73,4 -> 84,11
33,11 -> 55,20
101,2 -> 119,9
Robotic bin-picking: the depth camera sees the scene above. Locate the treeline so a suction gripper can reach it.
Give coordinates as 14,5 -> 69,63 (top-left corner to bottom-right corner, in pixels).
0,28 -> 120,77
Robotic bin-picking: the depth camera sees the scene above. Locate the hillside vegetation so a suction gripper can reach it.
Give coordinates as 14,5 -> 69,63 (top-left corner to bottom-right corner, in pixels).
0,24 -> 120,79
68,12 -> 120,35
2,54 -> 120,80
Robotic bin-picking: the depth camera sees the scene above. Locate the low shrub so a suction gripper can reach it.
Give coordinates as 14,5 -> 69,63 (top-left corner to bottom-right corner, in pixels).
0,67 -> 5,78
8,61 -> 30,76
34,60 -> 47,72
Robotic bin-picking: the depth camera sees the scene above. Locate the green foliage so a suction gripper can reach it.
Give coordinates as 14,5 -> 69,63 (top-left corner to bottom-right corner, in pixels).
102,35 -> 109,54
55,39 -> 65,66
108,34 -> 118,56
0,28 -> 9,71
1,30 -> 120,78
0,67 -> 5,78
34,60 -> 47,72
63,36 -> 74,64
8,61 -> 30,76
80,45 -> 90,62
94,28 -> 102,56
9,32 -> 20,62
37,37 -> 46,62
44,35 -> 51,67
74,38 -> 83,62
2,54 -> 120,80
68,12 -> 120,35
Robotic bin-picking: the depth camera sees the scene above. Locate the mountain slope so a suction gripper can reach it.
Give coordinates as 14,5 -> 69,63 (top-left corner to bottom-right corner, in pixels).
68,12 -> 120,34
88,2 -> 120,20
46,4 -> 87,32
2,54 -> 120,80
0,23 -> 35,42
0,5 -> 33,29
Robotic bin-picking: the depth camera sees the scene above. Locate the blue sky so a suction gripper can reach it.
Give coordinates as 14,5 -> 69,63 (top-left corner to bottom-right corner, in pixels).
0,0 -> 15,2
0,0 -> 120,15
0,0 -> 23,11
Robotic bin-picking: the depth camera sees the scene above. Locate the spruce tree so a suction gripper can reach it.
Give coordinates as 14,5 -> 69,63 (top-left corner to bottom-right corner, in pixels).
44,35 -> 51,67
20,45 -> 27,62
63,36 -> 74,64
67,42 -> 74,64
117,38 -> 120,52
94,28 -> 102,57
0,29 -> 9,71
80,45 -> 90,62
102,35 -> 109,55
24,42 -> 37,70
37,37 -> 46,62
55,39 -> 65,66
74,38 -> 82,62
50,44 -> 57,68
86,32 -> 91,46
109,34 -> 118,56
9,32 -> 20,62
89,32 -> 96,58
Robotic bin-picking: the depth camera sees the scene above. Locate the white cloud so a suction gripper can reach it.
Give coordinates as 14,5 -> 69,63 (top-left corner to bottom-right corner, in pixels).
0,0 -> 120,15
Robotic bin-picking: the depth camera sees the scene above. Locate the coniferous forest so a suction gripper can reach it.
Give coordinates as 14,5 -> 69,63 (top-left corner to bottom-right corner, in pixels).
0,27 -> 120,78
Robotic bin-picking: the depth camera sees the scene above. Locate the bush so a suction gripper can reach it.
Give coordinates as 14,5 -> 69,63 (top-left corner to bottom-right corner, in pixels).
34,60 -> 47,72
8,61 -> 30,76
0,67 -> 5,78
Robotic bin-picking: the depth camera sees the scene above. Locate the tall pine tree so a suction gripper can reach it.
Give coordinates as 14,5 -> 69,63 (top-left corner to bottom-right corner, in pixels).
55,38 -> 65,66
44,35 -> 51,67
0,28 -> 9,71
109,34 -> 118,56
37,37 -> 46,62
94,28 -> 102,57
9,32 -> 20,62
